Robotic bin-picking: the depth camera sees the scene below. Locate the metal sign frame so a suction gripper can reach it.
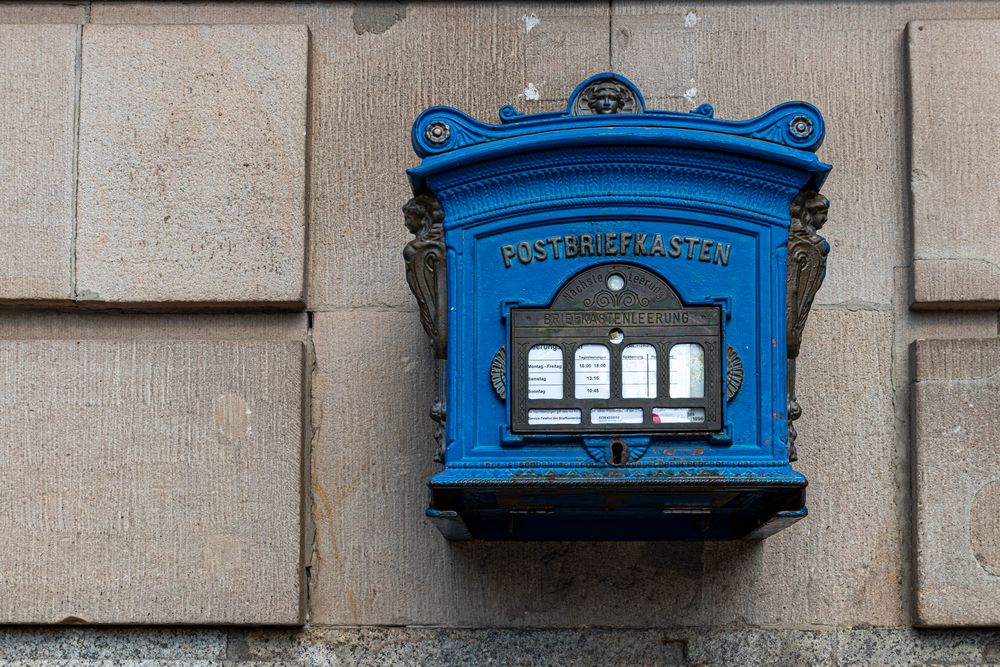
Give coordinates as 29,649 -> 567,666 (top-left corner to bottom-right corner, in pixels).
509,263 -> 723,434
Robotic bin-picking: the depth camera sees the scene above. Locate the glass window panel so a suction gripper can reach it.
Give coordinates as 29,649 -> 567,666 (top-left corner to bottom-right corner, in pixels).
528,409 -> 581,425
591,408 -> 644,425
621,343 -> 657,398
527,344 -> 563,400
669,343 -> 705,398
574,344 -> 610,399
652,407 -> 707,424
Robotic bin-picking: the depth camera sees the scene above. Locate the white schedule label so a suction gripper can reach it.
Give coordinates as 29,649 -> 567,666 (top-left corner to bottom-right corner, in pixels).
527,344 -> 563,400
621,343 -> 657,398
591,408 -> 644,424
669,343 -> 705,398
652,407 -> 706,424
528,409 -> 582,425
575,344 -> 610,399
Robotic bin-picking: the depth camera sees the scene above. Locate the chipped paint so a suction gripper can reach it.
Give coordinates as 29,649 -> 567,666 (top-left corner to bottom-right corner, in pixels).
522,13 -> 540,33
683,11 -> 699,28
684,85 -> 698,103
523,82 -> 540,101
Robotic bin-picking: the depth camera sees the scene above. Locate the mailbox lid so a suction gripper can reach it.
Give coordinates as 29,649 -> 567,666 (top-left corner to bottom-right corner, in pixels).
408,73 -> 831,221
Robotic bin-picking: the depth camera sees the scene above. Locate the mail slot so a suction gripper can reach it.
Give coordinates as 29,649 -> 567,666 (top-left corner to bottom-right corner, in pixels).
403,73 -> 832,540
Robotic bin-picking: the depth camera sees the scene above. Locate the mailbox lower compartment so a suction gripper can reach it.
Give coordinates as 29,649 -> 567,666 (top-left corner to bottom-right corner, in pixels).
427,474 -> 806,541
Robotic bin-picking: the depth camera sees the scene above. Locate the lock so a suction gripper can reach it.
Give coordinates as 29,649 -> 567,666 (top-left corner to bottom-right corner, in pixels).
403,73 -> 831,541
609,437 -> 628,467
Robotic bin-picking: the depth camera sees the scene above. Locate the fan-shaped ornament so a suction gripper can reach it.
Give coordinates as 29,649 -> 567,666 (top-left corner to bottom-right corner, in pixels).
726,345 -> 744,400
490,347 -> 506,400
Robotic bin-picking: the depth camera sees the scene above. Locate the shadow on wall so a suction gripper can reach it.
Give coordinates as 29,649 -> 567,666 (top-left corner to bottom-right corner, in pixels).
444,538 -> 765,622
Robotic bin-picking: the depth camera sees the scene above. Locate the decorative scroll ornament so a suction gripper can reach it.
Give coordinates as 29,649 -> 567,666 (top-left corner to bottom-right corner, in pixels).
583,289 -> 649,309
785,190 -> 830,462
572,77 -> 640,115
402,194 -> 447,359
490,347 -> 506,400
410,72 -> 825,157
726,345 -> 744,401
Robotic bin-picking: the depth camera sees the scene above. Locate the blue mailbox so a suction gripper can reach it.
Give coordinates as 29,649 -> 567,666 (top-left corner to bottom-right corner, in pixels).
403,74 -> 831,540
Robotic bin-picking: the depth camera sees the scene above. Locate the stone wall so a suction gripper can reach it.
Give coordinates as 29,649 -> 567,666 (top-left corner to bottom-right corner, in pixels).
1,1 -> 999,665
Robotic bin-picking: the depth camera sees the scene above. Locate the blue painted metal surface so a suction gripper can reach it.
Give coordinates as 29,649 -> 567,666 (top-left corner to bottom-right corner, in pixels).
408,73 -> 831,540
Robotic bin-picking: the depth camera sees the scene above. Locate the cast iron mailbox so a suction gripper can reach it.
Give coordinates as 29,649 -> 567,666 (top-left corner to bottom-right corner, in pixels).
403,73 -> 831,541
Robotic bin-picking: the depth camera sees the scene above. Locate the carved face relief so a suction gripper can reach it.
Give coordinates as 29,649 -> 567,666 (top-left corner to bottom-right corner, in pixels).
402,198 -> 428,235
588,83 -> 624,114
808,194 -> 830,229
402,195 -> 448,358
572,79 -> 639,116
402,194 -> 444,239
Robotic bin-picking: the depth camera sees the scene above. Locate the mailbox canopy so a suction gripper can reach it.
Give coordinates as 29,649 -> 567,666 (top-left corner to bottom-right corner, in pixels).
405,73 -> 831,540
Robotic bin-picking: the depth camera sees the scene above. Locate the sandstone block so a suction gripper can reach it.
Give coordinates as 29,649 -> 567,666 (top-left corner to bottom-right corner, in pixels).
0,312 -> 308,342
309,308 -> 899,627
612,7 -> 698,109
241,627 -> 686,666
913,337 -> 1000,626
307,3 -> 610,309
90,2 -> 348,26
0,3 -> 88,22
892,268 -> 998,379
0,627 -> 225,660
0,339 -> 305,624
7,625 -> 1000,666
613,3 -> 900,306
76,24 -> 307,306
909,20 -> 1000,308
0,24 -> 77,301
680,629 -> 835,667
698,308 -> 900,627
